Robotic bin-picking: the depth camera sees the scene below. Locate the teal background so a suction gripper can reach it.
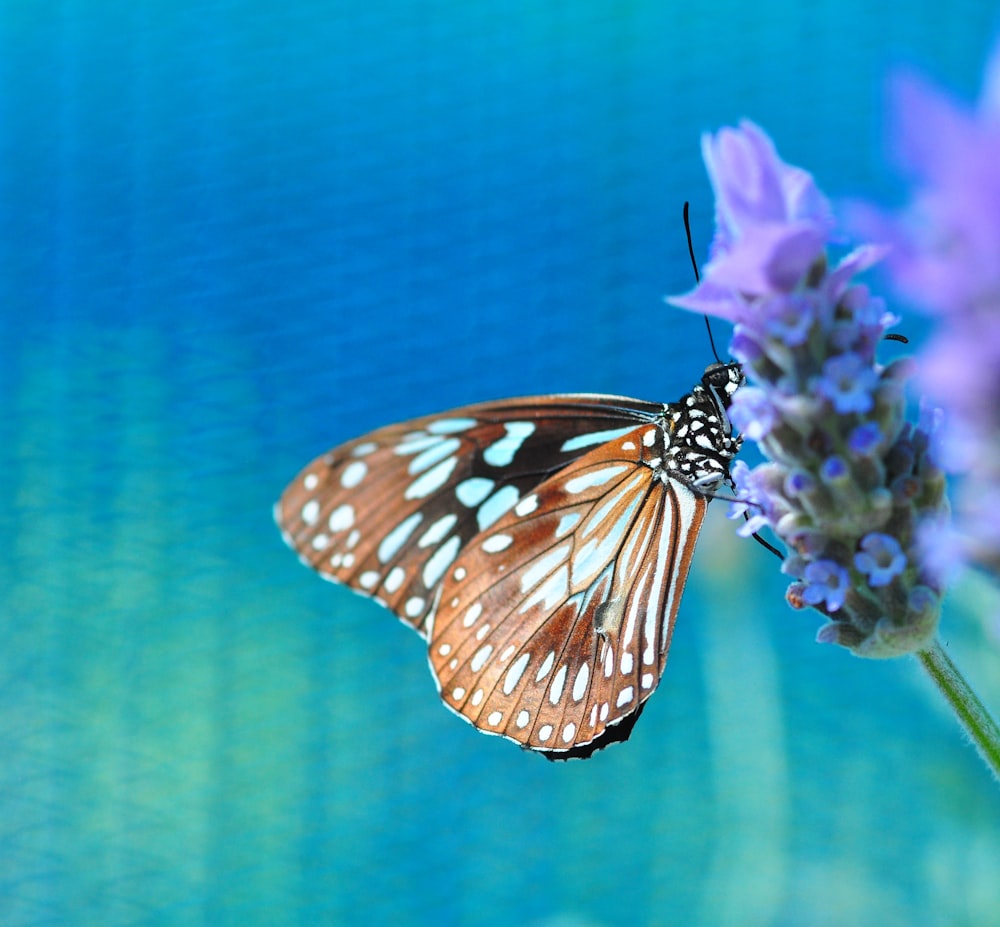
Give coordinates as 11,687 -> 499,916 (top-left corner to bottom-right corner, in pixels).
3,2 -> 1000,925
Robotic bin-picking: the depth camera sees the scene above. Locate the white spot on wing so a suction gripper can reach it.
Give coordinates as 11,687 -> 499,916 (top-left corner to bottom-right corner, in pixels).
560,425 -> 636,452
520,543 -> 571,593
328,504 -> 355,532
404,596 -> 425,618
409,437 -> 461,476
340,460 -> 367,488
516,710 -> 530,729
352,441 -> 378,457
303,473 -> 319,491
418,513 -> 458,548
536,651 -> 555,682
538,724 -> 553,742
301,499 -> 320,525
514,494 -> 538,517
483,421 -> 535,467
395,434 -> 439,456
481,533 -> 513,553
378,512 -> 422,563
565,464 -> 628,494
503,652 -> 531,695
572,663 -> 590,702
518,565 -> 568,614
462,603 -> 482,628
477,485 -> 520,531
562,722 -> 576,743
470,644 -> 493,673
428,417 -> 476,434
555,513 -> 581,537
383,566 -> 406,593
422,536 -> 461,589
549,665 -> 568,704
406,456 -> 458,499
456,477 -> 495,507
487,710 -> 503,726
616,686 -> 634,707
359,570 -> 379,589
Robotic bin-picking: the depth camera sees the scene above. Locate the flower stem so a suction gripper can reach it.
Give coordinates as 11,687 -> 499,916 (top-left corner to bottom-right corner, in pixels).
917,638 -> 1000,784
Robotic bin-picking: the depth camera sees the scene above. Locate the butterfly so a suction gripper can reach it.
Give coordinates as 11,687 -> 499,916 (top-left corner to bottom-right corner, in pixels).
275,362 -> 744,759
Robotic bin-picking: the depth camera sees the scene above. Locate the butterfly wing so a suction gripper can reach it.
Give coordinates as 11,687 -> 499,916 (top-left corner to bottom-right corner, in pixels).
275,395 -> 664,635
427,420 -> 707,758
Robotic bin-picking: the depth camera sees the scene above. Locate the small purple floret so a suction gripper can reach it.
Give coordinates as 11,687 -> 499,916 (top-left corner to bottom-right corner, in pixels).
801,560 -> 850,611
854,533 -> 907,587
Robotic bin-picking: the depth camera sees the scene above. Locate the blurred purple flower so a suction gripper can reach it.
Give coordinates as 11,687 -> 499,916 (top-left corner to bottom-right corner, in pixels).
851,39 -> 1000,574
849,421 -> 885,456
854,533 -> 907,587
813,353 -> 879,414
728,386 -> 777,440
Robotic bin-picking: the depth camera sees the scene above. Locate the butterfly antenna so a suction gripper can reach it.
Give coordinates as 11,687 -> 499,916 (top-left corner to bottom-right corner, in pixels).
683,201 -> 723,364
746,517 -> 785,560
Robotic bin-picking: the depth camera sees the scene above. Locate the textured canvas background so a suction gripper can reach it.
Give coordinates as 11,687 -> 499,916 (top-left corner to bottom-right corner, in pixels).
3,2 -> 1000,925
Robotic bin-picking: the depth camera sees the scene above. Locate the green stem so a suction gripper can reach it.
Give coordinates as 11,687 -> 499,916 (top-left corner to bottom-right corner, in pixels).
917,638 -> 1000,785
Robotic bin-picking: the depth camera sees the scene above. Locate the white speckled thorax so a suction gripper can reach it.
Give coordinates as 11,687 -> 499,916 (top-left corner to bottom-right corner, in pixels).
650,362 -> 744,493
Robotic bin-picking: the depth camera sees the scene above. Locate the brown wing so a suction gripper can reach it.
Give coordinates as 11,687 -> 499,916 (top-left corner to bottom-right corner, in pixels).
275,395 -> 664,635
427,421 -> 708,758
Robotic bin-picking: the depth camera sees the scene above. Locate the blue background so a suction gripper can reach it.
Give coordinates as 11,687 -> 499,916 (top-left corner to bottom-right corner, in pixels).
3,2 -> 1000,925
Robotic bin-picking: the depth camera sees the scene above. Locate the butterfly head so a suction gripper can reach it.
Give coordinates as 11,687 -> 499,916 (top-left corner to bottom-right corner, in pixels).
700,361 -> 744,412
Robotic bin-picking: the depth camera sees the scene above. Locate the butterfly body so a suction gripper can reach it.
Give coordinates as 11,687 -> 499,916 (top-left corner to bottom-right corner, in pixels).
276,362 -> 743,758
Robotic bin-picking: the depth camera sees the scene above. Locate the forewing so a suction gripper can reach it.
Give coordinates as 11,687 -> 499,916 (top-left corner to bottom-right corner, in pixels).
275,395 -> 662,635
428,422 -> 708,758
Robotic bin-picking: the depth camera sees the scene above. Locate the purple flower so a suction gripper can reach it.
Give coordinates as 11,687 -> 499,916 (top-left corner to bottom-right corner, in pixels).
800,560 -> 850,611
670,121 -> 834,317
854,533 -> 907,587
760,292 -> 823,346
727,459 -> 783,537
849,422 -> 885,455
916,515 -> 963,587
729,386 -> 777,440
668,118 -> 947,655
851,38 -> 1000,574
702,120 -> 834,257
820,456 -> 848,483
879,47 -> 1000,315
813,353 -> 879,414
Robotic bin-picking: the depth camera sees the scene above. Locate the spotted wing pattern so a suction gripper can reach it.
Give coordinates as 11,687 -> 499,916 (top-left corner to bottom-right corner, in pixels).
428,421 -> 706,758
276,363 -> 744,757
275,395 -> 664,635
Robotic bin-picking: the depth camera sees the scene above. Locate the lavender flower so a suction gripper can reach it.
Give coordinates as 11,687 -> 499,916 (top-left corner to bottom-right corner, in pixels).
855,533 -> 907,587
800,560 -> 851,611
669,120 -> 948,658
851,41 -> 1000,575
